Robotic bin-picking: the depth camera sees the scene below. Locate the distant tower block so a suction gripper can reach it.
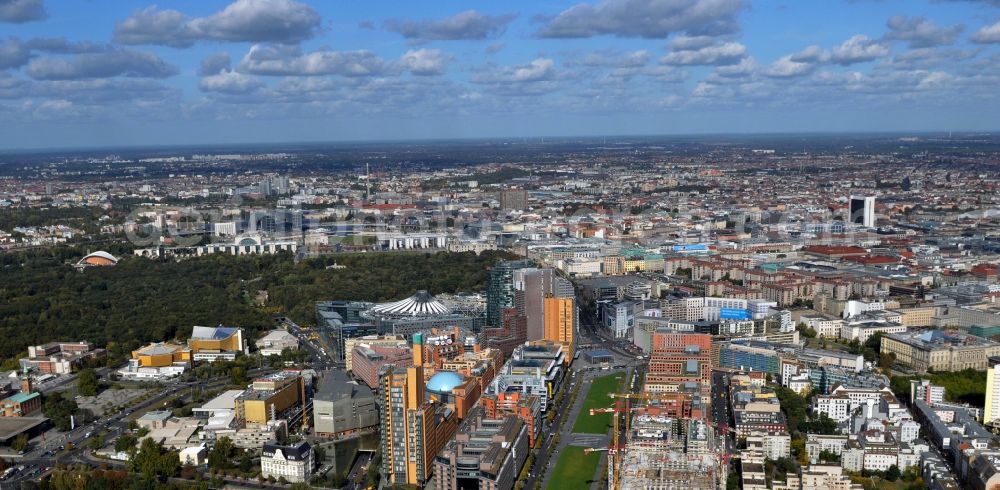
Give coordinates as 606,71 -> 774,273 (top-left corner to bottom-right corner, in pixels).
849,195 -> 876,228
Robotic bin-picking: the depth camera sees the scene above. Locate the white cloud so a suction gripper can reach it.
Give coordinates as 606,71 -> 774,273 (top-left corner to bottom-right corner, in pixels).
238,44 -> 387,77
764,55 -> 815,78
0,0 -> 45,23
25,49 -> 178,80
114,0 -> 321,47
576,50 -> 650,68
199,70 -> 264,94
971,20 -> 1000,44
386,10 -> 516,41
830,35 -> 890,65
884,15 -> 963,48
398,49 -> 452,76
0,37 -> 31,69
474,58 -> 556,83
660,41 -> 747,66
537,0 -> 745,39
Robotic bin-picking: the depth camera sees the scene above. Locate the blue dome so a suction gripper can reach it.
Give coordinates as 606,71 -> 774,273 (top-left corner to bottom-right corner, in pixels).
426,371 -> 464,393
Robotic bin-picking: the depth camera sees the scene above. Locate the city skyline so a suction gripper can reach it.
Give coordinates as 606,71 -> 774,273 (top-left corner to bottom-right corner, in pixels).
2,0 -> 1000,149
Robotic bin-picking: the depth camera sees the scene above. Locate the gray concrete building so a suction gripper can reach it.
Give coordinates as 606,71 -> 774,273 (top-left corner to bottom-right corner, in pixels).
312,369 -> 377,438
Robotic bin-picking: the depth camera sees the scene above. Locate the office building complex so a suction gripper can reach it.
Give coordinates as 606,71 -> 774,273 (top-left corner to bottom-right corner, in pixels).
316,300 -> 377,360
343,335 -> 406,372
645,330 -> 713,393
881,330 -> 1000,373
352,343 -> 413,389
489,341 -> 565,411
483,308 -> 528,358
432,406 -> 530,490
362,291 -> 476,338
378,336 -> 461,487
235,371 -> 305,425
20,341 -> 105,374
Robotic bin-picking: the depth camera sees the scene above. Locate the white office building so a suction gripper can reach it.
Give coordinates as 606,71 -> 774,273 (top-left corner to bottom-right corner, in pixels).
260,441 -> 314,483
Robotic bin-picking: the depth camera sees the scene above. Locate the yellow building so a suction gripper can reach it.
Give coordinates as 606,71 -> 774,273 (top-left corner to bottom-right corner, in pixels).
602,256 -> 623,275
895,307 -> 937,328
543,296 -> 575,364
131,343 -> 191,367
187,326 -> 246,361
235,372 -> 304,424
622,258 -> 646,273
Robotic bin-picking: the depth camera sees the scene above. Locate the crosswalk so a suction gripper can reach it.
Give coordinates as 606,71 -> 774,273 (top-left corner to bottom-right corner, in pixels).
569,433 -> 609,448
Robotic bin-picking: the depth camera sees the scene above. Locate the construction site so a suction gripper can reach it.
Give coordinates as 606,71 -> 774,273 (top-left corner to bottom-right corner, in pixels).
586,391 -> 729,490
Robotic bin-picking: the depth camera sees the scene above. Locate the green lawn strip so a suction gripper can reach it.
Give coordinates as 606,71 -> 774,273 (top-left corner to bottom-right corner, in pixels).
546,445 -> 603,490
572,373 -> 625,434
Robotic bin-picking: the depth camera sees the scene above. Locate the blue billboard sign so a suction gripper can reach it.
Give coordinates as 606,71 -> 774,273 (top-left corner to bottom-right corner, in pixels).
720,308 -> 752,320
672,244 -> 708,252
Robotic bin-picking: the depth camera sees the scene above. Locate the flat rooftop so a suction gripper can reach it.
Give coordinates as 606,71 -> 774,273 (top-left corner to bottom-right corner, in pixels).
194,389 -> 244,412
0,417 -> 48,441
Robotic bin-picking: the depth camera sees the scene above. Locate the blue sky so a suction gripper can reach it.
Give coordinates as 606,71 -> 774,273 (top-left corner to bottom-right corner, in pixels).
1,0 -> 1000,149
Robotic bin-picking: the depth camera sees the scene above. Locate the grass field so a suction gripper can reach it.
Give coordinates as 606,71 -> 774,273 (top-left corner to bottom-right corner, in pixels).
546,445 -> 603,490
572,372 -> 625,434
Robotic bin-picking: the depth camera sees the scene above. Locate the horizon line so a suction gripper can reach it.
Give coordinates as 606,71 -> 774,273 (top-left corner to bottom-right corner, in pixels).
1,129 -> 997,155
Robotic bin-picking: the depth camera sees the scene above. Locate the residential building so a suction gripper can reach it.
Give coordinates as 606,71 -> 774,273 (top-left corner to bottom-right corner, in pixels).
479,392 -> 542,447
746,431 -> 791,460
911,379 -> 946,405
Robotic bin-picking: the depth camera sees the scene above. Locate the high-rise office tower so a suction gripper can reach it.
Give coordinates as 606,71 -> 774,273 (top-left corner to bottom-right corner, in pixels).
543,296 -> 575,363
378,333 -> 458,486
513,268 -> 575,341
514,268 -> 553,341
499,189 -> 528,211
985,358 -> 1000,426
485,260 -> 533,327
849,195 -> 876,228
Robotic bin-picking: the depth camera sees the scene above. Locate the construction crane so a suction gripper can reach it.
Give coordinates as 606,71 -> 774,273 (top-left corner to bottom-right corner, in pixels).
584,401 -> 635,490
586,391 -> 733,490
607,391 -> 696,433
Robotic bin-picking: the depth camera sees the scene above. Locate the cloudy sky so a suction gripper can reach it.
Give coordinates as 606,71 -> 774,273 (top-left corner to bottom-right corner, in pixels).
2,0 -> 1000,149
